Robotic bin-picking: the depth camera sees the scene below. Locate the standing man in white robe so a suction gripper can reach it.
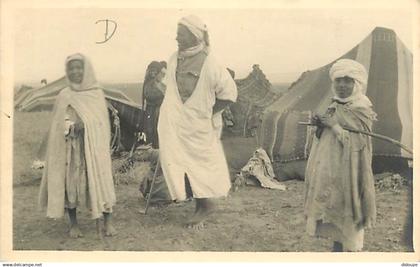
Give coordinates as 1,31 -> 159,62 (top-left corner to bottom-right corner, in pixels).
158,15 -> 238,229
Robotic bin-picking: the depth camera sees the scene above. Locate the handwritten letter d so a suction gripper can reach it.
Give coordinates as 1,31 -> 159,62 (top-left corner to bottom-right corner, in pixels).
96,19 -> 117,44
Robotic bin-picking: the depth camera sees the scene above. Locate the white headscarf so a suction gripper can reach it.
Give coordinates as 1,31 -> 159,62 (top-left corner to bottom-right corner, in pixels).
329,59 -> 372,108
178,15 -> 208,44
65,53 -> 100,91
177,15 -> 210,58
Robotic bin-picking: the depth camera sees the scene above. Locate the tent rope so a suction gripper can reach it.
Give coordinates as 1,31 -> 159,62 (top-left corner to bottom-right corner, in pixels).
108,103 -> 121,154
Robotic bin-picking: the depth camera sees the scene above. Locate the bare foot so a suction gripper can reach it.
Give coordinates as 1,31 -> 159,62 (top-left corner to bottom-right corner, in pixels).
104,224 -> 117,236
96,219 -> 103,239
67,208 -> 83,238
69,225 -> 83,238
103,212 -> 117,236
183,198 -> 215,230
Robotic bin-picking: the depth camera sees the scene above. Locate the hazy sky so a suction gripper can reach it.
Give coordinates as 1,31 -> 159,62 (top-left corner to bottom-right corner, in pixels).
14,7 -> 412,84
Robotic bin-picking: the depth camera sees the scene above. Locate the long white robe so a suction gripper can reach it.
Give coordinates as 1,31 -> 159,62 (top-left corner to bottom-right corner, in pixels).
158,52 -> 237,200
39,88 -> 116,219
39,54 -> 116,219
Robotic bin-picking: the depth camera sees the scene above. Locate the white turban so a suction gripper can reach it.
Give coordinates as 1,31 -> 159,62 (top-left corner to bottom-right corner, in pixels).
178,15 -> 208,43
329,59 -> 371,106
329,58 -> 368,86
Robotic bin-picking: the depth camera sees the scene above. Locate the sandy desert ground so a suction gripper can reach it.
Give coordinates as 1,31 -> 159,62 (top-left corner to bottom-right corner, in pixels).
12,111 -> 413,252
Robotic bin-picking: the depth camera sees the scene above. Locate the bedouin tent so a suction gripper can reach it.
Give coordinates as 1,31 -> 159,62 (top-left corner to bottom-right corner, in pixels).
257,27 -> 412,180
15,76 -> 146,157
229,64 -> 279,137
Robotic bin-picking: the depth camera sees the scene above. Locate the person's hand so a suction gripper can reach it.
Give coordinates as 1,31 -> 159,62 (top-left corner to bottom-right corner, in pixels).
319,115 -> 338,128
213,99 -> 233,115
64,120 -> 74,136
312,114 -> 324,139
311,114 -> 322,126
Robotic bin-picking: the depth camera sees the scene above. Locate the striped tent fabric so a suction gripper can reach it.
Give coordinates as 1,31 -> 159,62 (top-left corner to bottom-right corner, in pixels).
15,85 -> 39,108
14,76 -> 145,151
258,27 -> 413,176
106,98 -> 145,150
14,76 -> 135,112
229,65 -> 279,136
15,77 -> 68,111
259,110 -> 313,163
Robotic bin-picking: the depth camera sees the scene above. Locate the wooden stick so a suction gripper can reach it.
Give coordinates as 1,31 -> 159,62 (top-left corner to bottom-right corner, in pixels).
140,157 -> 160,215
298,122 -> 413,156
